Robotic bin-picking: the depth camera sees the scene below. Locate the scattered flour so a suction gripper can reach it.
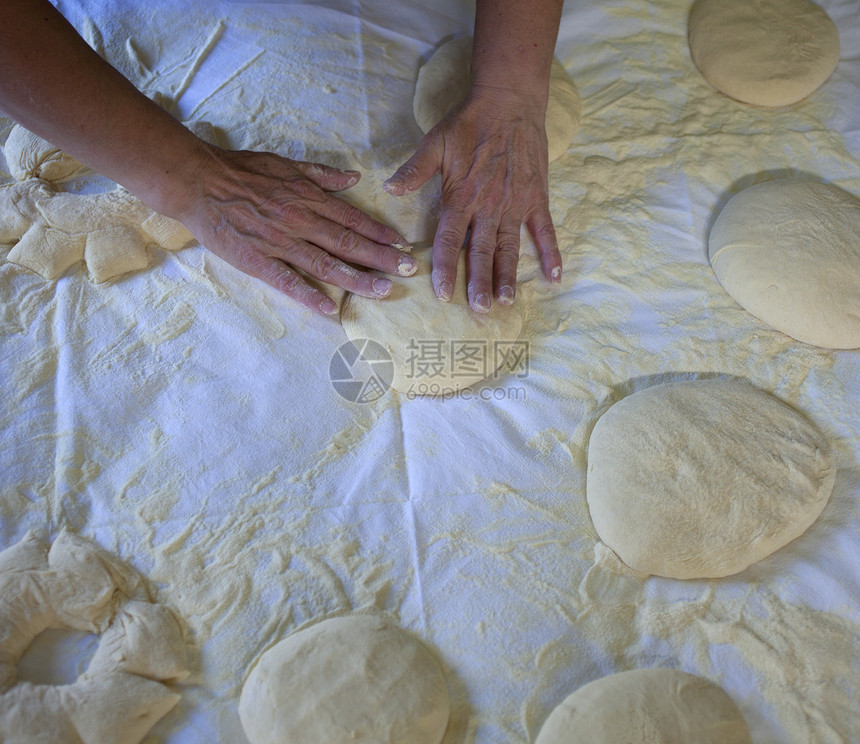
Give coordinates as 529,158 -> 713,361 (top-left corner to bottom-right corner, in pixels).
0,1 -> 858,743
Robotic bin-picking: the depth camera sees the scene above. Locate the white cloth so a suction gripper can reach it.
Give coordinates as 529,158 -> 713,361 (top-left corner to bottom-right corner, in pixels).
2,1 -> 859,742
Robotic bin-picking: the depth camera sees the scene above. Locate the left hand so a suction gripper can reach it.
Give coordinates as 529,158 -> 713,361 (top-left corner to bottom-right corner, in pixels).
384,85 -> 562,313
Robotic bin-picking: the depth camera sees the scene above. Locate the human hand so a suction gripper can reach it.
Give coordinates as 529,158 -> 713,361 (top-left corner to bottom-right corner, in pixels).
170,147 -> 418,315
384,87 -> 562,313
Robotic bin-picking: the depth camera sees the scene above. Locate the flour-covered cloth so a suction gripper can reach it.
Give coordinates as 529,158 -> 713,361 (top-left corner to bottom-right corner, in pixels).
1,0 -> 859,741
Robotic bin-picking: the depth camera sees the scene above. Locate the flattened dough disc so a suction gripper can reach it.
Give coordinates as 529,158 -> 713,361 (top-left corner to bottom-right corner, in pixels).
238,615 -> 450,744
709,179 -> 860,349
341,248 -> 524,396
586,379 -> 834,579
689,0 -> 839,106
536,669 -> 752,744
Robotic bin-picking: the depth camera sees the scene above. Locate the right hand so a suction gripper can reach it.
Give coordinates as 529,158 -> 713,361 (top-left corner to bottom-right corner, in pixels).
170,146 -> 418,315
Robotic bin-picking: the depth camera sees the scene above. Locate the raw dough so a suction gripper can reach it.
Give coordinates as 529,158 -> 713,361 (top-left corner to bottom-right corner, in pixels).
709,179 -> 860,349
340,247 -> 524,395
3,125 -> 84,182
586,379 -> 834,579
413,37 -> 580,162
688,0 -> 840,107
1,123 -> 198,282
0,530 -> 189,744
535,669 -> 752,744
238,614 -> 450,744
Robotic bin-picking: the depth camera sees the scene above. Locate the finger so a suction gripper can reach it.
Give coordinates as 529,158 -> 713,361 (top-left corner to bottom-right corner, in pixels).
294,161 -> 362,192
258,176 -> 416,274
282,239 -> 395,299
384,130 -> 443,196
313,218 -> 418,278
528,208 -> 562,284
493,218 -> 521,305
316,197 -> 417,276
431,205 -> 470,302
252,255 -> 339,316
466,218 -> 498,313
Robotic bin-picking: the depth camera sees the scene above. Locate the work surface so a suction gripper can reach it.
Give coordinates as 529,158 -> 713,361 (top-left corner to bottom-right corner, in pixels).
2,0 -> 860,741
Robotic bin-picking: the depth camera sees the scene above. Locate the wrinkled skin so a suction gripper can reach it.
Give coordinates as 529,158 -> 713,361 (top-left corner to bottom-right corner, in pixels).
385,85 -> 562,313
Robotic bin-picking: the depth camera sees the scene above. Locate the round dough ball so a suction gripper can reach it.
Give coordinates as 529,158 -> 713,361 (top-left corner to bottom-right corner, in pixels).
340,249 -> 523,396
413,37 -> 580,162
709,179 -> 860,349
688,0 -> 839,107
535,669 -> 752,744
586,379 -> 834,579
238,615 -> 450,744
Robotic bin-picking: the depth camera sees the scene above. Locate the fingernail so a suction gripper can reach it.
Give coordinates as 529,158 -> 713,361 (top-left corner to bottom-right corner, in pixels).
320,298 -> 338,315
397,255 -> 418,276
498,285 -> 515,304
473,293 -> 491,313
373,277 -> 392,296
551,266 -> 562,284
391,241 -> 413,253
436,280 -> 453,302
336,169 -> 359,187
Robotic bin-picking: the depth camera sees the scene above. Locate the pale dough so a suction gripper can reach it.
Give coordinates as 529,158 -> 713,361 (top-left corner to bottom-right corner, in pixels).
340,247 -> 524,395
709,179 -> 860,349
3,125 -> 84,182
1,123 -> 198,282
413,37 -> 580,162
238,614 -> 450,744
0,530 -> 189,744
688,0 -> 840,107
535,669 -> 752,744
586,379 -> 834,579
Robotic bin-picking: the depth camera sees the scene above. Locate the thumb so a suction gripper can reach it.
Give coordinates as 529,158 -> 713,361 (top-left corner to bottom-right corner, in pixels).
384,132 -> 442,196
295,162 -> 361,192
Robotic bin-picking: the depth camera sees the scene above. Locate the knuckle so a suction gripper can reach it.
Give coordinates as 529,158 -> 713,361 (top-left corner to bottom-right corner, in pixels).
334,226 -> 362,257
289,176 -> 322,199
470,239 -> 495,258
340,205 -> 365,232
276,201 -> 308,226
275,268 -> 304,295
496,236 -> 520,259
470,219 -> 500,258
533,218 -> 557,242
529,214 -> 555,240
308,251 -> 341,282
397,163 -> 421,182
435,229 -> 466,252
